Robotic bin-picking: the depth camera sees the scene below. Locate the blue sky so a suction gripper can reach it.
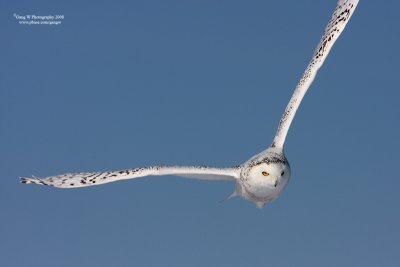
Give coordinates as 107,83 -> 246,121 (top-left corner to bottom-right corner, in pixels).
1,0 -> 400,266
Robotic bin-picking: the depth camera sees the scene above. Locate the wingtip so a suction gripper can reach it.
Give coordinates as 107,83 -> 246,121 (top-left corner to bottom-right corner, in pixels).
20,177 -> 46,185
20,177 -> 33,184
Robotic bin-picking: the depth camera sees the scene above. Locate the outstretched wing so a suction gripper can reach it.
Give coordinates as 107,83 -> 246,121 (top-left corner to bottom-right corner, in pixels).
271,0 -> 359,148
20,165 -> 240,188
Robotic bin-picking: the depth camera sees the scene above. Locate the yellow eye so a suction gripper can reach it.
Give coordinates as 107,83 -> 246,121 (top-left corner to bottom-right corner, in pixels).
262,171 -> 269,176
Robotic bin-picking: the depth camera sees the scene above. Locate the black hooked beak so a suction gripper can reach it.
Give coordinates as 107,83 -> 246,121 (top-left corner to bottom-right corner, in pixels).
274,180 -> 278,188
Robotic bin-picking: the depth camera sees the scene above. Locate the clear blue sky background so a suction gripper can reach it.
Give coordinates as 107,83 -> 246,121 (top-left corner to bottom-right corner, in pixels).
1,0 -> 399,266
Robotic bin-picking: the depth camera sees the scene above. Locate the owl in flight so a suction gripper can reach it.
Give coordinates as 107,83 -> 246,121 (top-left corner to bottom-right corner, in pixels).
21,0 -> 359,208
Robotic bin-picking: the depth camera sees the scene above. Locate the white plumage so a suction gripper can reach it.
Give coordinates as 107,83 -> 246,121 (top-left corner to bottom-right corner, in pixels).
21,0 -> 359,208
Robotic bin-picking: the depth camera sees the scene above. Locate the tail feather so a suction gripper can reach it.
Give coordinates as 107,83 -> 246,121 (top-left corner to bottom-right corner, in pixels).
255,202 -> 266,209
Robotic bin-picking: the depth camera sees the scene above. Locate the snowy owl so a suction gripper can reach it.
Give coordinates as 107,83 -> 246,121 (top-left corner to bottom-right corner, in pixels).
21,0 -> 359,208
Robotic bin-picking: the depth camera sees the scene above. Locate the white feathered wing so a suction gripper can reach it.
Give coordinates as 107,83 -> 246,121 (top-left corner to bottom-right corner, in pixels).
271,0 -> 359,148
20,166 -> 240,188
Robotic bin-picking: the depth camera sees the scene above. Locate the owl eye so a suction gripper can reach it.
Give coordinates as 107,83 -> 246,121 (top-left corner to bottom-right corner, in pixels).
262,171 -> 269,176
281,171 -> 285,176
